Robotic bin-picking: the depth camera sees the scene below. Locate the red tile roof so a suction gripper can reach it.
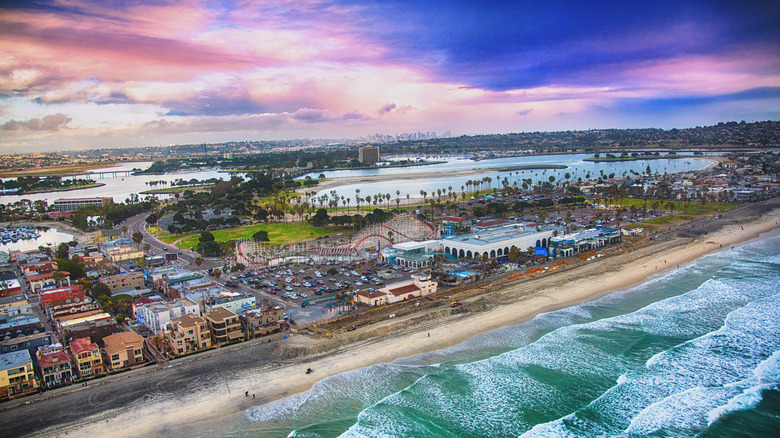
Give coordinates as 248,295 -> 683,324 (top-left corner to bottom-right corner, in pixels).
386,284 -> 420,296
70,337 -> 97,354
357,290 -> 385,299
39,350 -> 71,368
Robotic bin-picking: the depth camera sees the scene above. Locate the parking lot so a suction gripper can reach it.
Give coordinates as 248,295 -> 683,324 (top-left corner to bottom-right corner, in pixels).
226,259 -> 411,325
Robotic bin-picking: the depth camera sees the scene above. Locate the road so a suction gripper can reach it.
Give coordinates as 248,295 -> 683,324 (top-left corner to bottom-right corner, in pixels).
120,213 -> 286,308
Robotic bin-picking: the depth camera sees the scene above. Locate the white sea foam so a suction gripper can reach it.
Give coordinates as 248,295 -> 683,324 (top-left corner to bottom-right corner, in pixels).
242,235 -> 780,437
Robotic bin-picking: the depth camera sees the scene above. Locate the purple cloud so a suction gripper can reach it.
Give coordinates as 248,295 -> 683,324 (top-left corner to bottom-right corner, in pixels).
1,113 -> 71,131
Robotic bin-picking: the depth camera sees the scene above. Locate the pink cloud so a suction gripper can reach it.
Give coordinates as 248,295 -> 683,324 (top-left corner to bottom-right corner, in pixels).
1,113 -> 71,131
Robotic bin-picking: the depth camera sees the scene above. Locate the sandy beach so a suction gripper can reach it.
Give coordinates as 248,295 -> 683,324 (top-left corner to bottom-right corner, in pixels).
1,198 -> 778,437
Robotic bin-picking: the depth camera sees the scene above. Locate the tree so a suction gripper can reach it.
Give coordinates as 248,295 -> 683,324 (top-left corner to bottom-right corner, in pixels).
200,231 -> 215,242
146,213 -> 158,224
55,257 -> 85,279
55,242 -> 70,260
252,230 -> 269,242
195,257 -> 203,267
131,231 -> 143,247
90,282 -> 112,300
51,271 -> 67,287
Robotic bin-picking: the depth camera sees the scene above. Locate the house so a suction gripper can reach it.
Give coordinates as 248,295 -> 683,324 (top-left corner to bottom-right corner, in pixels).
165,314 -> 211,355
37,344 -> 73,388
203,307 -> 243,344
0,324 -> 51,358
102,331 -> 145,371
0,270 -> 23,298
0,295 -> 33,321
0,350 -> 38,400
69,337 -> 104,379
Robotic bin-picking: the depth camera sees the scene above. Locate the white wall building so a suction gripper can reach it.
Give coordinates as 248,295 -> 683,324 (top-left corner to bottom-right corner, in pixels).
134,298 -> 199,334
441,223 -> 560,260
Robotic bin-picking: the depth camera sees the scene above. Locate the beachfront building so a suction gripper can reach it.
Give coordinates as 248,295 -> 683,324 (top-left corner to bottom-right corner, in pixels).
134,298 -> 200,335
355,289 -> 388,307
441,223 -> 560,260
548,226 -> 622,258
102,331 -> 145,371
53,197 -> 112,212
380,273 -> 437,304
0,350 -> 38,400
204,307 -> 243,345
241,305 -> 285,339
356,274 -> 438,306
37,344 -> 73,388
165,314 -> 211,355
69,337 -> 104,378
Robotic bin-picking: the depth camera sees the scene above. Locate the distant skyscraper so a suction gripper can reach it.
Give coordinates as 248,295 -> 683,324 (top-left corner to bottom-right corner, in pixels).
359,146 -> 380,164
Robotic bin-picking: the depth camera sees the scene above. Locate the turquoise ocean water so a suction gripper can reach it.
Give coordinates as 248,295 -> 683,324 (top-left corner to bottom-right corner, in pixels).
228,233 -> 780,437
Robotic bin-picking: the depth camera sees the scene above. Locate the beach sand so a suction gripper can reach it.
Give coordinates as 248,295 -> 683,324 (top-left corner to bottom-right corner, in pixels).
3,199 -> 778,437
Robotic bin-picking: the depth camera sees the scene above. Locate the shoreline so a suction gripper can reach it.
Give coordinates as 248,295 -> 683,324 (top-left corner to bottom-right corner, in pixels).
20,199 -> 778,438
312,164 -> 568,194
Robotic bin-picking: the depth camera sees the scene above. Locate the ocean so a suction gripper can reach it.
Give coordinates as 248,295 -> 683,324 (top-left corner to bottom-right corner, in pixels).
228,233 -> 780,437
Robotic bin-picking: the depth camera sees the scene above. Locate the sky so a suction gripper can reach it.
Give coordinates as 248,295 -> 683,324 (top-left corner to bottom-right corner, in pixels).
1,0 -> 779,153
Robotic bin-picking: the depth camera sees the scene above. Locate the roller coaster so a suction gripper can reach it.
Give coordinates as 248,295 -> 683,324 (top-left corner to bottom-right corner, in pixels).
235,213 -> 438,267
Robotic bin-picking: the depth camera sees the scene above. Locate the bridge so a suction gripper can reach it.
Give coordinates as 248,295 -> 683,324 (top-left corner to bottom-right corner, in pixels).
64,170 -> 136,180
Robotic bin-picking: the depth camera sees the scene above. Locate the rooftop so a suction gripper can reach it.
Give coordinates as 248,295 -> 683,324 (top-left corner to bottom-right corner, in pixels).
0,350 -> 32,371
446,223 -> 558,246
103,331 -> 144,354
70,337 -> 98,354
205,307 -> 238,323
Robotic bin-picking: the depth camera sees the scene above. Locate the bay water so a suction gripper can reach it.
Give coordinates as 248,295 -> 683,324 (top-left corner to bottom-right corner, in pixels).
228,232 -> 780,437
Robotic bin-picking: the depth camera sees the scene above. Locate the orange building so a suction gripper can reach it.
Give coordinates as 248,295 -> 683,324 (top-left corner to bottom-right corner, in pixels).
102,331 -> 146,371
166,314 -> 212,355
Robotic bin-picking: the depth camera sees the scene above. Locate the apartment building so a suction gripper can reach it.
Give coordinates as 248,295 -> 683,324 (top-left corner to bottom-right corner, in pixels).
204,307 -> 243,344
165,313 -> 211,355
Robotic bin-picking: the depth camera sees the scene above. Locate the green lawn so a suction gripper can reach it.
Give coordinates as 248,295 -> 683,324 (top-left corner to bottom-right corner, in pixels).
608,198 -> 737,216
158,222 -> 331,249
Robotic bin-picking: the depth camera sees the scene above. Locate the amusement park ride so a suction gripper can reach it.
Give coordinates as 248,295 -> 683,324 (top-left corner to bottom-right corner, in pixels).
235,213 -> 438,267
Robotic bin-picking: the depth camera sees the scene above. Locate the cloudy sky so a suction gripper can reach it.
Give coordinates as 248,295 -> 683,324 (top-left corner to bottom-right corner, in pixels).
1,0 -> 779,153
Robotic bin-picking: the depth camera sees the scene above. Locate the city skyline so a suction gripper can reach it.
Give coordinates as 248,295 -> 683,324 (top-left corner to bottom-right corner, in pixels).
1,0 -> 779,153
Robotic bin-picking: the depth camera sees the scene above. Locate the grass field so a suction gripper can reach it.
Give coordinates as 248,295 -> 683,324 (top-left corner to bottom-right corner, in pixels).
157,222 -> 331,249
608,198 -> 737,216
146,225 -> 167,236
